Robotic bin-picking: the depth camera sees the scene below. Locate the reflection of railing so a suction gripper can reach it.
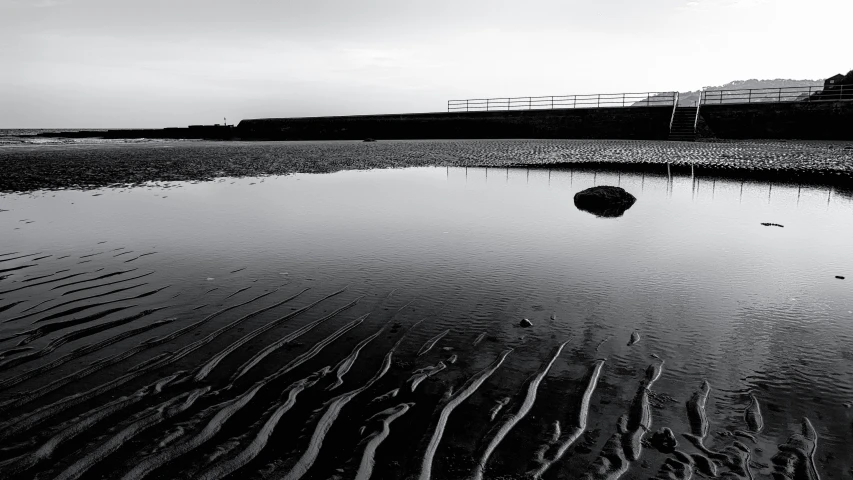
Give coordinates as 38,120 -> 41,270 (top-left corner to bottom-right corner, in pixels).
702,84 -> 853,104
447,91 -> 677,112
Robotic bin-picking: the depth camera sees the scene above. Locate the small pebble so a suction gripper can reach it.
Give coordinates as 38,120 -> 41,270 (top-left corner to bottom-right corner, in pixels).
519,318 -> 533,327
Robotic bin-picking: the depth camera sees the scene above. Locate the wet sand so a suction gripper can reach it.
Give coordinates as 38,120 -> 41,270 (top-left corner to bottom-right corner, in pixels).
0,253 -> 836,479
1,139 -> 852,193
0,159 -> 852,479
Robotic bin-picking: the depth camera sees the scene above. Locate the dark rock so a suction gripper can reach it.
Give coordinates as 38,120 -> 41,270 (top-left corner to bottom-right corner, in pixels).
627,331 -> 640,346
649,427 -> 677,453
519,318 -> 533,327
573,186 -> 636,218
836,276 -> 845,280
760,222 -> 784,227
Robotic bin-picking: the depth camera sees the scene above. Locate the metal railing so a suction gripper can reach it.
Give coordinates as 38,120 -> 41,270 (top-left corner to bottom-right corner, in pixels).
447,91 -> 677,112
693,90 -> 704,132
702,84 -> 853,105
669,92 -> 680,130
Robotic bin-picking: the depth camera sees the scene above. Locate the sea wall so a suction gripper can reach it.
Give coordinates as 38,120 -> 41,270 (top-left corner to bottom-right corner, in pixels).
32,101 -> 853,142
699,101 -> 853,140
36,125 -> 237,140
236,107 -> 675,141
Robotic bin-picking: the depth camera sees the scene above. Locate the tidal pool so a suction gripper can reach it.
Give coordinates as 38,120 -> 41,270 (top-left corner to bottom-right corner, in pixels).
0,165 -> 851,479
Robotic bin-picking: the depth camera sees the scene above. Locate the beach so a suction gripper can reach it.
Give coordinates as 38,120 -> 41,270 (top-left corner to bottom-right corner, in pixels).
1,138 -> 852,193
1,155 -> 851,478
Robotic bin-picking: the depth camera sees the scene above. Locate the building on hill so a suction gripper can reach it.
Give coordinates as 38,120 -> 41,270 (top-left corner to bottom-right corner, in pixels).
824,74 -> 845,88
807,72 -> 851,101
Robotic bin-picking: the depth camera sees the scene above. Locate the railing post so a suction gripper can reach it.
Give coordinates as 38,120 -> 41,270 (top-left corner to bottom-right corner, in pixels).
597,94 -> 600,107
841,84 -> 845,101
777,88 -> 781,102
622,93 -> 625,107
551,96 -> 554,109
748,89 -> 752,103
529,97 -> 532,110
694,90 -> 702,133
669,92 -> 679,131
466,99 -> 469,111
486,99 -> 489,111
573,95 -> 577,108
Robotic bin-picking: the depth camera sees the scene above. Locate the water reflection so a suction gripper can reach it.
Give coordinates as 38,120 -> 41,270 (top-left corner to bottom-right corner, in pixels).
1,166 -> 852,478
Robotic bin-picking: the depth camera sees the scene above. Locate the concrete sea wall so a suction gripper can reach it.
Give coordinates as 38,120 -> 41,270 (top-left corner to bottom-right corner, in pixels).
33,101 -> 853,141
236,107 -> 674,141
698,101 -> 853,140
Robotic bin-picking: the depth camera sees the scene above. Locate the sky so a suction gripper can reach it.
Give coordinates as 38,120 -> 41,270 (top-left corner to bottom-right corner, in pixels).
0,0 -> 850,128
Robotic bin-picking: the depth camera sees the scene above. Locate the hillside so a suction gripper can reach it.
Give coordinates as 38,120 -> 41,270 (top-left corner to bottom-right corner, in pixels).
677,78 -> 824,106
636,78 -> 828,107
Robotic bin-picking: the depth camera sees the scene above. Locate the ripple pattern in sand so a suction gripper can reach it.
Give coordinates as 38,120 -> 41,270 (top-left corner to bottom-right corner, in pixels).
0,245 -> 845,480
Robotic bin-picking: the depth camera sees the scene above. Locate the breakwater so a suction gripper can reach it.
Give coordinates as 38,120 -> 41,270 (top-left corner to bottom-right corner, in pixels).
32,125 -> 238,141
698,100 -> 853,140
30,108 -> 673,141
240,101 -> 853,141
236,107 -> 673,140
26,100 -> 853,141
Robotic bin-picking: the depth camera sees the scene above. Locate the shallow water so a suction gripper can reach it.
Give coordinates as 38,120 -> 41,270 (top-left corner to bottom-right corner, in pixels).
1,163 -> 852,479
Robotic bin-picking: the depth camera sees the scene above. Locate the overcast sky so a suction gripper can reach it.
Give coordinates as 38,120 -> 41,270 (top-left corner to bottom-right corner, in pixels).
1,0 -> 850,128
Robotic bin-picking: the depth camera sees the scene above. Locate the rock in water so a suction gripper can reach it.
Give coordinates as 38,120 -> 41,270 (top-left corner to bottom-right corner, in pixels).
519,318 -> 533,327
761,222 -> 784,227
836,275 -> 845,280
573,186 -> 636,218
627,331 -> 640,346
